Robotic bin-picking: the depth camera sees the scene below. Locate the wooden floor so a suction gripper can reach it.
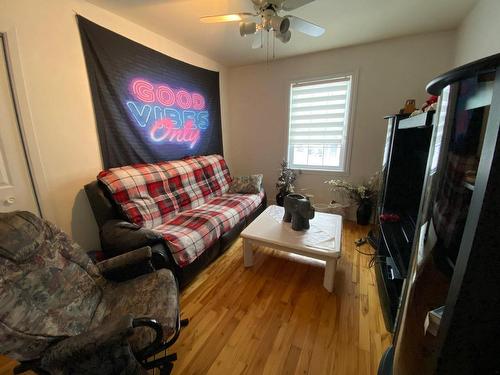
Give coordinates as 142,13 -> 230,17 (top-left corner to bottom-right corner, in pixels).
0,221 -> 391,375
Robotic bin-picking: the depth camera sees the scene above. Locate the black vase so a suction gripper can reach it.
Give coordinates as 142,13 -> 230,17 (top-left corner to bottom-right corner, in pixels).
276,191 -> 288,207
356,199 -> 372,225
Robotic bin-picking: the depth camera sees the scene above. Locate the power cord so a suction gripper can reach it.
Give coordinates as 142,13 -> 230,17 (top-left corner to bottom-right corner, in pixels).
354,237 -> 376,256
354,236 -> 385,268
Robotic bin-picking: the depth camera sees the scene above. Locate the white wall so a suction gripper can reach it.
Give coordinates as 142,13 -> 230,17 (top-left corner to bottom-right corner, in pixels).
455,0 -> 500,66
0,0 -> 464,249
226,31 -> 456,209
0,0 -> 228,250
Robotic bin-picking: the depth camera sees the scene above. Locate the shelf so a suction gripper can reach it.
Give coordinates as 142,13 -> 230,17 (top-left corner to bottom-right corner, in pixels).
465,80 -> 493,110
375,259 -> 404,332
424,306 -> 444,337
379,218 -> 415,278
384,113 -> 409,120
398,111 -> 435,129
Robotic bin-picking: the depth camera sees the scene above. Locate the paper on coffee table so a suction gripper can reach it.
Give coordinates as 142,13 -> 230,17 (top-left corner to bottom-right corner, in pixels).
267,205 -> 336,251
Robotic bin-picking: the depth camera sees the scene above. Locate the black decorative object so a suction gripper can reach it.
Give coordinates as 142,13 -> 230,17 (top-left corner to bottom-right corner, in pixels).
356,198 -> 372,225
275,191 -> 287,207
283,194 -> 315,231
77,16 -> 223,168
275,160 -> 296,207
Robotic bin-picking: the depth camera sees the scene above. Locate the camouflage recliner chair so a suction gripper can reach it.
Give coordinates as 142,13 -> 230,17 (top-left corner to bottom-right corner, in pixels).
0,211 -> 187,375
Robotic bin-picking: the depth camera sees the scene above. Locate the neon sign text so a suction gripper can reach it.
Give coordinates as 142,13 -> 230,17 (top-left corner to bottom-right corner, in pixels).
126,78 -> 209,148
150,119 -> 200,147
130,79 -> 206,110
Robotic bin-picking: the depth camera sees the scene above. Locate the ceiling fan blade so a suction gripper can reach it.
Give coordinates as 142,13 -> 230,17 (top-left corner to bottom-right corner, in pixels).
286,15 -> 325,37
252,31 -> 263,49
282,0 -> 316,11
200,13 -> 255,23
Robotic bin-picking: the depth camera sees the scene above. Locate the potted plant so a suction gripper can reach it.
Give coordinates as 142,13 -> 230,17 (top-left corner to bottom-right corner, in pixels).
275,160 -> 296,206
325,173 -> 379,225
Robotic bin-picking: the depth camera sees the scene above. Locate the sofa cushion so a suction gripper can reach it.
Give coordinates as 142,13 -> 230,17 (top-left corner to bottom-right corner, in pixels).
97,155 -> 232,228
193,154 -> 233,197
153,192 -> 264,267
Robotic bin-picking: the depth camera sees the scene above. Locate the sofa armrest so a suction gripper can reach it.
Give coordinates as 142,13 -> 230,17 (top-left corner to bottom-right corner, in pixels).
97,246 -> 152,274
100,219 -> 163,255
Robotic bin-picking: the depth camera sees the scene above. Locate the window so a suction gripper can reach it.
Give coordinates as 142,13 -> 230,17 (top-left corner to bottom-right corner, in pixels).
287,75 -> 353,172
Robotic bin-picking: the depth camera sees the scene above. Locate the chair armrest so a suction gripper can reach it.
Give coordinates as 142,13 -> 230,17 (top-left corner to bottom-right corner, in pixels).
100,219 -> 163,255
97,246 -> 152,274
42,315 -> 135,367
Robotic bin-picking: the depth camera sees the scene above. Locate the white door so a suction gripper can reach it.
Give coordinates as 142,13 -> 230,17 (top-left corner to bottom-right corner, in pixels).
0,35 -> 39,214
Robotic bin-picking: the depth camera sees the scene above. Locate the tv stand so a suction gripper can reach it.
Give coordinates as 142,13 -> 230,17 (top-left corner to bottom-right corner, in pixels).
374,112 -> 433,331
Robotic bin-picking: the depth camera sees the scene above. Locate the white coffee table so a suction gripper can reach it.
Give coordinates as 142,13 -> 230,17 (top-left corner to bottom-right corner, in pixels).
240,205 -> 342,292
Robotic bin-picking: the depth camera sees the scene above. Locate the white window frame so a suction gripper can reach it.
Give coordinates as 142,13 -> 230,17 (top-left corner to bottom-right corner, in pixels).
285,72 -> 357,175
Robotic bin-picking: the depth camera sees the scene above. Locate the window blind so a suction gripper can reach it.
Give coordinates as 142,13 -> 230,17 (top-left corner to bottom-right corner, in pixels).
288,75 -> 352,171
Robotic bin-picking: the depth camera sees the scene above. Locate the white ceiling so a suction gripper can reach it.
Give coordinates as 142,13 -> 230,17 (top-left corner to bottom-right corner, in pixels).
87,0 -> 478,67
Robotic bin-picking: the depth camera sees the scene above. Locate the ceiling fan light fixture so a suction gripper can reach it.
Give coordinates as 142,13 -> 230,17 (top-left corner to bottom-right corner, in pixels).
270,15 -> 290,34
200,0 -> 324,53
276,30 -> 292,43
239,21 -> 257,37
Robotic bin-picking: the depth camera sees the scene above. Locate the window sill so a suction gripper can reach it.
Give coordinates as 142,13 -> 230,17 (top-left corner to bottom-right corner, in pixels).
292,168 -> 350,177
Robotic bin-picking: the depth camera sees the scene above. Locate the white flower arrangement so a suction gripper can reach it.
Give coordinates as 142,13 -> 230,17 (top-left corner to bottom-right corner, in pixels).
325,172 -> 380,204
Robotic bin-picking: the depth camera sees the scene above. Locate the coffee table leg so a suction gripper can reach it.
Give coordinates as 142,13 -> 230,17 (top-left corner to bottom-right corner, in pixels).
324,258 -> 337,292
243,238 -> 254,267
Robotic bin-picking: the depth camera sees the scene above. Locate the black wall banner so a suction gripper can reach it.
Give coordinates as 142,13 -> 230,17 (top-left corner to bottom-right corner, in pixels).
77,16 -> 223,168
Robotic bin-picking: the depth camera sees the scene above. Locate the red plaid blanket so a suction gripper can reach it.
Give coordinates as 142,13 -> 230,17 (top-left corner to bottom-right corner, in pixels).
98,155 -> 232,228
98,154 -> 264,267
154,191 -> 264,267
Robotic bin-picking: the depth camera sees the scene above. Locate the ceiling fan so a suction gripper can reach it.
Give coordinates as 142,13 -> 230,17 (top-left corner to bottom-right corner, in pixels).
200,0 -> 325,49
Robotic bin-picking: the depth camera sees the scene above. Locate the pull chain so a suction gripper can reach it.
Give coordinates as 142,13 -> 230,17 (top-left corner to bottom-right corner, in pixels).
266,30 -> 269,64
273,30 -> 275,60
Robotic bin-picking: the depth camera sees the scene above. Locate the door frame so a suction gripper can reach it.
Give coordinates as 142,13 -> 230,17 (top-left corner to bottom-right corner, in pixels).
0,28 -> 53,219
